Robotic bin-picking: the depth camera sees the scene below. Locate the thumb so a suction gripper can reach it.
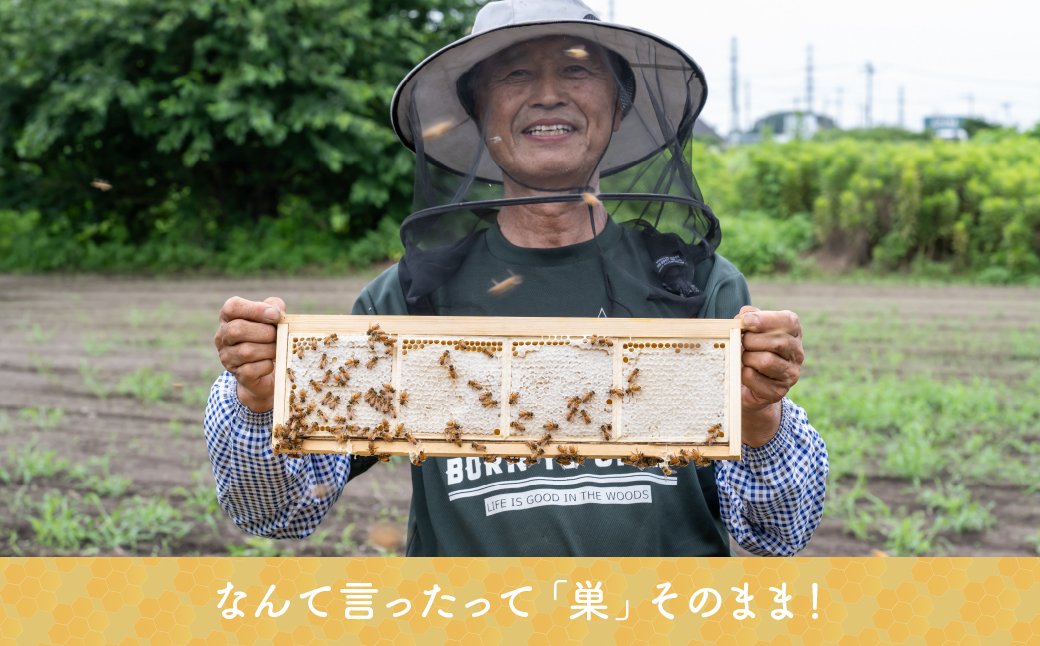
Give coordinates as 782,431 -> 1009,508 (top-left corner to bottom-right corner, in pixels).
264,297 -> 287,314
736,305 -> 760,331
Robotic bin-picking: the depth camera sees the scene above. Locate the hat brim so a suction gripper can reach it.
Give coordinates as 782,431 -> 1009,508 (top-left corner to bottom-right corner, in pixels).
391,20 -> 708,184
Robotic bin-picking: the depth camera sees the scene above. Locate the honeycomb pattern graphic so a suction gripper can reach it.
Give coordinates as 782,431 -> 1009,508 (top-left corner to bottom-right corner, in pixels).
0,558 -> 1038,646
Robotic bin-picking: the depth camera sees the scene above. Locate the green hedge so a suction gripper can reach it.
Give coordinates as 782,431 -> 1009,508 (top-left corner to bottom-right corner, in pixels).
693,131 -> 1040,281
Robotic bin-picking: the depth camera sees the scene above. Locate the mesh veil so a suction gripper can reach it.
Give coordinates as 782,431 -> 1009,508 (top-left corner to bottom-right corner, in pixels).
393,26 -> 722,316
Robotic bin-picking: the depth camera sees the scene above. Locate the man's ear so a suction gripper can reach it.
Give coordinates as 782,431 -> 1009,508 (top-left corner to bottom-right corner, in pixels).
613,96 -> 623,132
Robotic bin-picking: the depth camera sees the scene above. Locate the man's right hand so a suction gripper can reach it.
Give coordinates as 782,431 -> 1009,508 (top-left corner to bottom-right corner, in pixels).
215,296 -> 286,413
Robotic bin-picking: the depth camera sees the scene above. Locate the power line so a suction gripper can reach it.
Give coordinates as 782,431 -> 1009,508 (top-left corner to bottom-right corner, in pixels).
864,62 -> 874,127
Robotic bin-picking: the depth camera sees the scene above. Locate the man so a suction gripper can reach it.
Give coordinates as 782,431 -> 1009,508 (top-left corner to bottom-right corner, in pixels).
206,0 -> 828,556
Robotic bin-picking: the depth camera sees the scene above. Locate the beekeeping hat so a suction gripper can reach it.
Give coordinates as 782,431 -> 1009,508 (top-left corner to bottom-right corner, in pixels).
393,0 -> 722,315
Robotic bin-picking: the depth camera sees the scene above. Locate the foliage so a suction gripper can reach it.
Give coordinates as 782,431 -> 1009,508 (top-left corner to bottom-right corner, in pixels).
0,0 -> 478,272
691,135 -> 1040,280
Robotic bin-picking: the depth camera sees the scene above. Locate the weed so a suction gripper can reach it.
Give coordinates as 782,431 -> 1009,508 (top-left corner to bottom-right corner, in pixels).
169,419 -> 183,439
118,368 -> 174,404
228,536 -> 295,557
81,334 -> 116,357
79,359 -> 111,399
307,529 -> 331,555
181,385 -> 211,409
171,469 -> 222,535
67,455 -> 131,497
0,411 -> 11,434
25,323 -> 55,345
881,511 -> 943,556
27,351 -> 58,382
335,524 -> 358,555
30,491 -> 92,550
5,441 -> 69,484
918,481 -> 996,533
90,495 -> 189,552
1027,530 -> 1040,555
19,406 -> 64,430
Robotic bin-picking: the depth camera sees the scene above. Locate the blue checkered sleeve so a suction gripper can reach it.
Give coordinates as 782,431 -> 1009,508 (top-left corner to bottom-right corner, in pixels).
203,371 -> 351,539
713,397 -> 829,556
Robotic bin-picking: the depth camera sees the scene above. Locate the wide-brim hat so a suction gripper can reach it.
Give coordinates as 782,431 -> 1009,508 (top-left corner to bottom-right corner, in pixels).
390,0 -> 707,184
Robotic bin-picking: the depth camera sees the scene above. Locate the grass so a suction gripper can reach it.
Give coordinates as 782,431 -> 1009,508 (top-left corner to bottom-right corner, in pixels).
18,406 -> 64,429
79,359 -> 111,399
117,367 -> 174,404
227,536 -> 295,557
782,294 -> 1040,555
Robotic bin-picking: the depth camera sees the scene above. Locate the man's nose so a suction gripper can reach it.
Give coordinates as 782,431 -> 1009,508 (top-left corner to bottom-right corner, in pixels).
529,73 -> 567,110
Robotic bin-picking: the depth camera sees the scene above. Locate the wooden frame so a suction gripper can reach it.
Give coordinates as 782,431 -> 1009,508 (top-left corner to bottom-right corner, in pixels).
273,315 -> 744,462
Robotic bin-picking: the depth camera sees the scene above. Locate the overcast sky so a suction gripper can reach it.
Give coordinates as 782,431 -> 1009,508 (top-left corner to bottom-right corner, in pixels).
581,0 -> 1040,132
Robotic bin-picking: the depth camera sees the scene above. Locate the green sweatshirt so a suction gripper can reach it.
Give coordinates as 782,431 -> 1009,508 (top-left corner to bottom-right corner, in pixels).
351,219 -> 751,556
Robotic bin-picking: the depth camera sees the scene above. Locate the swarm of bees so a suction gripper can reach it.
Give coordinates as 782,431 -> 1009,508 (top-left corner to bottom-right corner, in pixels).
622,451 -> 663,469
444,419 -> 463,447
587,334 -> 613,347
364,386 -> 397,417
564,391 -> 594,425
554,444 -> 585,466
669,448 -> 711,468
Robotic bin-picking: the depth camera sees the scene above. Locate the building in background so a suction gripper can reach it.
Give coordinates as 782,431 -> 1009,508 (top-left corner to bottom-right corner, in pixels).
732,111 -> 836,144
924,116 -> 970,141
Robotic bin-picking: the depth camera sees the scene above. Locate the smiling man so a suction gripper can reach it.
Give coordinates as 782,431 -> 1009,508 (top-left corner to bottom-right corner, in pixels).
205,0 -> 829,556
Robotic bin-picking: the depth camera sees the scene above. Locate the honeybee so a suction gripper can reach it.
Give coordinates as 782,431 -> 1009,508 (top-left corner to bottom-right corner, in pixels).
421,120 -> 455,140
319,353 -> 328,370
274,423 -> 289,437
564,45 -> 589,59
333,373 -> 348,387
691,449 -> 710,468
481,347 -> 495,358
348,392 -> 362,405
627,368 -> 640,383
625,385 -> 641,398
296,347 -> 305,359
588,334 -> 602,345
334,415 -> 348,425
447,365 -> 458,379
445,419 -> 462,432
321,392 -> 334,406
566,396 -> 581,410
482,399 -> 498,408
286,368 -> 296,382
367,322 -> 381,335
376,454 -> 391,463
661,464 -> 674,476
565,408 -> 577,422
344,358 -> 360,369
543,421 -> 559,432
405,432 -> 419,446
458,341 -> 469,351
394,423 -> 405,436
399,390 -> 409,406
581,390 -> 595,403
503,456 -> 521,464
382,383 -> 396,393
518,411 -> 534,420
608,387 -> 625,399
707,423 -> 723,446
289,390 -> 297,404
478,390 -> 493,403
411,450 -> 427,465
309,379 -> 322,393
316,410 -> 329,423
600,423 -> 612,440
305,402 -> 316,415
438,350 -> 450,366
509,392 -> 519,405
323,333 -> 338,346
366,356 -> 381,369
327,395 -> 340,410
580,409 -> 592,424
468,380 -> 484,391
510,420 -> 526,432
487,271 -> 523,296
322,369 -> 333,384
367,336 -> 377,350
298,390 -> 307,404
471,442 -> 487,452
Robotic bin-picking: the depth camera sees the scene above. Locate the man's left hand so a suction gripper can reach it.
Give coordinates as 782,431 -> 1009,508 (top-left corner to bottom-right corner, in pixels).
734,305 -> 805,448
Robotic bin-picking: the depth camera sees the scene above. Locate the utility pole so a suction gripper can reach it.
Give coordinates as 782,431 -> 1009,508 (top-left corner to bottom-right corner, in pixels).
806,44 -> 814,114
744,81 -> 751,131
898,86 -> 905,128
864,62 -> 874,128
608,0 -> 615,21
730,37 -> 739,134
962,93 -> 975,116
1003,102 -> 1012,126
837,87 -> 844,128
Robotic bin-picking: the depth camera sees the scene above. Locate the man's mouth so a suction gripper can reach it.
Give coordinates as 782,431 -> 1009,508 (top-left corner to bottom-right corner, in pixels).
522,124 -> 576,136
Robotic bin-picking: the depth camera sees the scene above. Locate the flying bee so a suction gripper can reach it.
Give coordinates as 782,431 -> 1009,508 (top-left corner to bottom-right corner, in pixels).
344,358 -> 360,369
627,368 -> 640,383
509,392 -> 519,405
382,383 -> 396,394
398,390 -> 409,406
470,442 -> 487,452
510,420 -> 526,432
580,409 -> 592,424
366,356 -> 381,369
481,346 -> 495,358
316,410 -> 329,423
581,390 -> 595,403
421,120 -> 455,140
411,450 -> 427,466
286,368 -> 296,382
438,350 -> 450,366
564,45 -> 589,59
447,365 -> 458,380
468,380 -> 484,391
319,353 -> 328,370
487,271 -> 523,296
518,411 -> 534,420
90,178 -> 113,191
309,379 -> 323,393
600,423 -> 612,441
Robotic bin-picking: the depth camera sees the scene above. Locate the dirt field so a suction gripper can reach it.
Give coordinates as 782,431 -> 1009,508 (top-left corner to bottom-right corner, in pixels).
0,273 -> 1037,556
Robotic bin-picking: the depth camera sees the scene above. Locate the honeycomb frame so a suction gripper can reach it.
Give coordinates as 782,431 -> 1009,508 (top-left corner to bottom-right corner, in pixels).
272,315 -> 742,462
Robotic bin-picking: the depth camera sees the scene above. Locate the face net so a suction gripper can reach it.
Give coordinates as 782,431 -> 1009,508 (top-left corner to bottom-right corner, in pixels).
394,28 -> 722,315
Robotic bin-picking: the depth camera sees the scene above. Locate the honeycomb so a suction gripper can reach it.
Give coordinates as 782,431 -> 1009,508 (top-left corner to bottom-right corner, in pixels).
285,333 -> 394,438
509,336 -> 613,440
398,336 -> 504,437
620,339 -> 727,442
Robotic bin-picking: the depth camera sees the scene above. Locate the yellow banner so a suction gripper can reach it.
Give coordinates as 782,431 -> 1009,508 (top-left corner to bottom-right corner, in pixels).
1,558 -> 1038,645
